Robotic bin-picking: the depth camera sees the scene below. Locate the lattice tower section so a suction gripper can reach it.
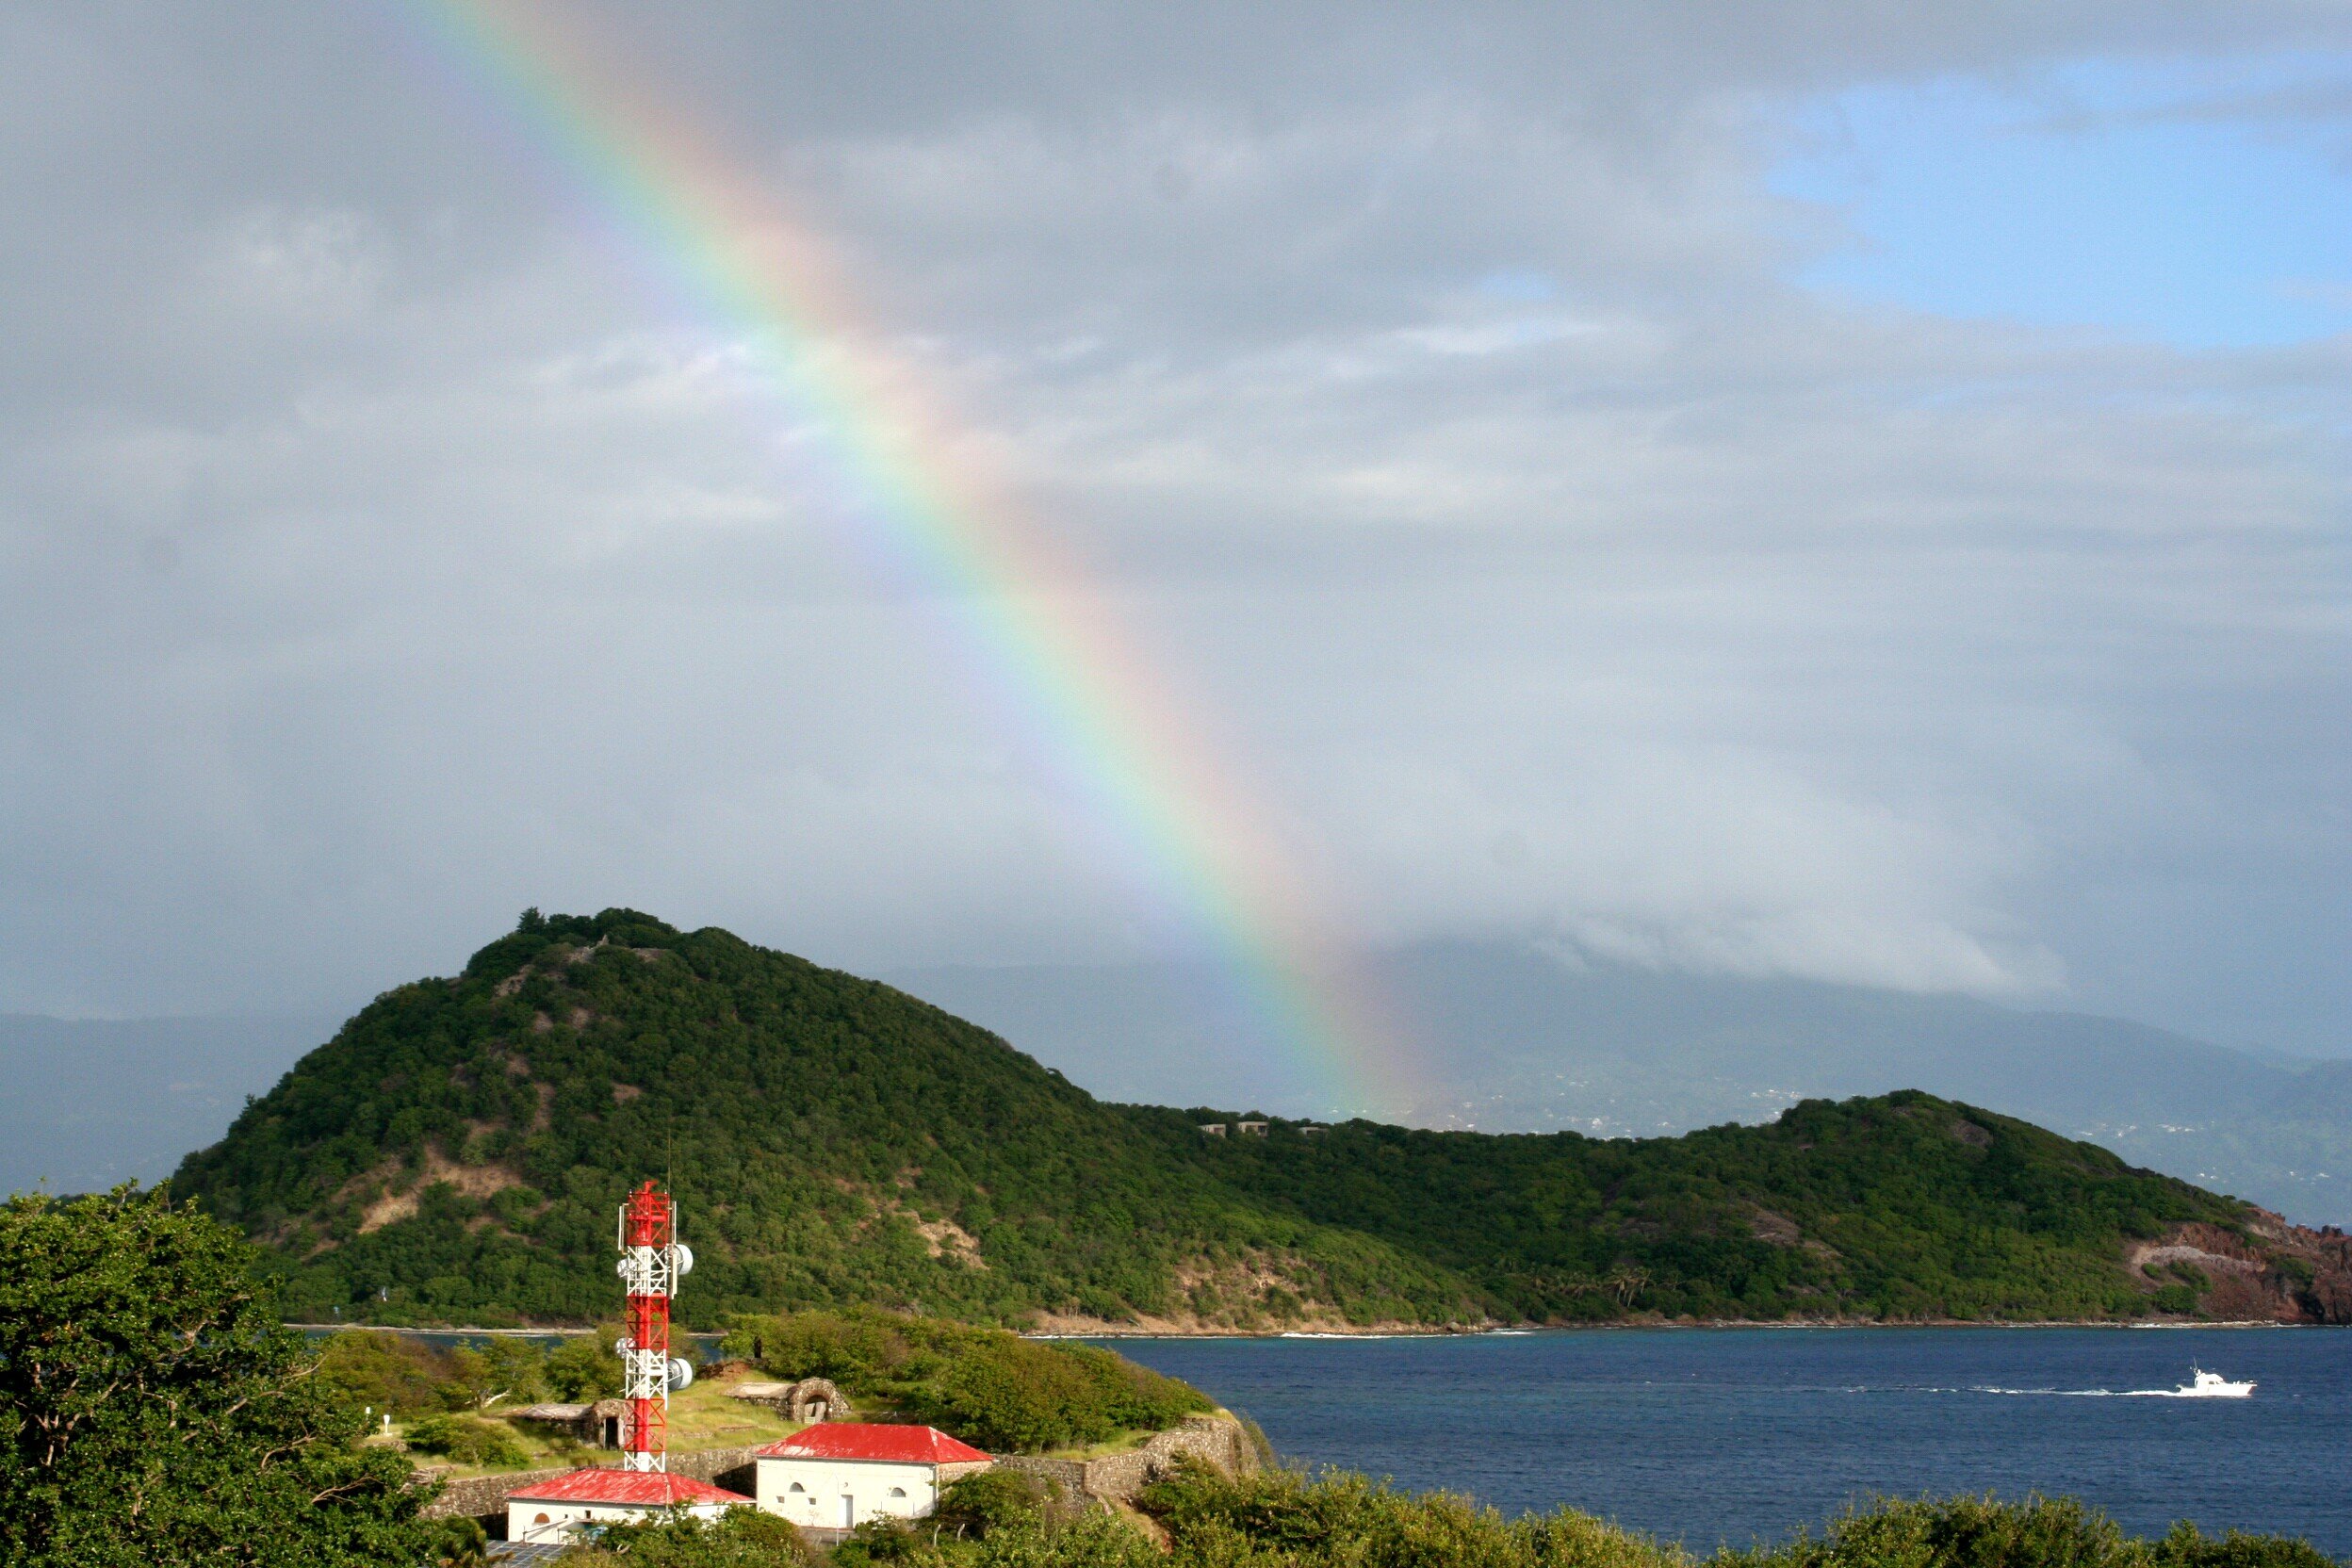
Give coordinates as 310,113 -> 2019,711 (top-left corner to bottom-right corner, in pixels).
615,1182 -> 693,1472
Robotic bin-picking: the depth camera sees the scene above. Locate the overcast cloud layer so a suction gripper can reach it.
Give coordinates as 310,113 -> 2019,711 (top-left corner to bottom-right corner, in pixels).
1,3 -> 2345,1063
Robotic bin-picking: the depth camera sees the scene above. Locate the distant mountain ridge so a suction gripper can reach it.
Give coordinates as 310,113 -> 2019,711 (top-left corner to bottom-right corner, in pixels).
168,909 -> 2352,1330
891,943 -> 2350,1225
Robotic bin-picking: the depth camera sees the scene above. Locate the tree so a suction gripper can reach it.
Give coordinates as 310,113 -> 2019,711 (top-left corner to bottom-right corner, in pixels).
445,1337 -> 545,1411
316,1329 -> 457,1415
547,1326 -> 625,1400
0,1185 -> 441,1567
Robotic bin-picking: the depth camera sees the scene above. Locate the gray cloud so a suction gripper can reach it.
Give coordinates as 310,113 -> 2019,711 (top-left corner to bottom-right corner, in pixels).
0,3 -> 2345,1057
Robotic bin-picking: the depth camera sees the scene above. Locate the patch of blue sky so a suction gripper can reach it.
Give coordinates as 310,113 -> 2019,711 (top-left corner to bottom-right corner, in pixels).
1769,52 -> 2352,348
1474,269 -> 1560,304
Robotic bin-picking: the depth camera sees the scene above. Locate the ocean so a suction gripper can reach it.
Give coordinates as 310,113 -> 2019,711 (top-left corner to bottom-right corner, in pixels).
1102,1328 -> 2352,1556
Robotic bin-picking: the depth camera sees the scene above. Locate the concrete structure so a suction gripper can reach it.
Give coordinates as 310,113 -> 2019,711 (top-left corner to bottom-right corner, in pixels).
1200,1123 -> 1226,1136
505,1399 -> 628,1448
503,1468 -> 746,1547
752,1424 -> 990,1528
995,1414 -> 1261,1509
727,1376 -> 849,1423
1235,1120 -> 1267,1136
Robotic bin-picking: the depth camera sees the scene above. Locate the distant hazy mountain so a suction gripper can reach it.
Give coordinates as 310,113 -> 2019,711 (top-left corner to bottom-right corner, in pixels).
890,942 -> 2350,1226
0,1013 -> 337,1195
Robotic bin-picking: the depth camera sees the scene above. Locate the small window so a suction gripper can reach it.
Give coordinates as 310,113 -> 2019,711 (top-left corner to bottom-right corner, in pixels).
789,1483 -> 805,1494
889,1487 -> 906,1498
533,1513 -> 551,1526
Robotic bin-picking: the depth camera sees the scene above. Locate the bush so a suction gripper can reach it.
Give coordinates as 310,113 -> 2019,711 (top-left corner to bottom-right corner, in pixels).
934,1470 -> 1053,1538
543,1472 -> 2338,1568
1715,1495 -> 2336,1568
2149,1522 -> 2337,1568
405,1415 -> 530,1469
1142,1464 -> 1681,1568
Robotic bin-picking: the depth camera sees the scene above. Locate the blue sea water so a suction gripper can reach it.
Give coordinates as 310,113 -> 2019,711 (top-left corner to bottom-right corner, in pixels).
1101,1330 -> 2352,1557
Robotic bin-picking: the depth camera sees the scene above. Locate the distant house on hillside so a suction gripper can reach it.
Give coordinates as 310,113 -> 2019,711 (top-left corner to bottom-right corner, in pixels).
753,1424 -> 990,1529
1235,1120 -> 1267,1136
503,1469 -> 747,1546
1199,1122 -> 1226,1136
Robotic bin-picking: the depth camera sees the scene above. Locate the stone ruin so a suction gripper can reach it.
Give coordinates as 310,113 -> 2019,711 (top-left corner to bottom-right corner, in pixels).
726,1375 -> 849,1423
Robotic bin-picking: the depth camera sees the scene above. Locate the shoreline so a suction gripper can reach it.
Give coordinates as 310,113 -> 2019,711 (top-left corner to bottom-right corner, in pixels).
290,1316 -> 2316,1340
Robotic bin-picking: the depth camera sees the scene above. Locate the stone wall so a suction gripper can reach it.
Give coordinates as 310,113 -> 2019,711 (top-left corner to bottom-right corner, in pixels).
668,1444 -> 764,1495
416,1464 -> 571,1523
996,1416 -> 1259,1511
994,1456 -> 1092,1519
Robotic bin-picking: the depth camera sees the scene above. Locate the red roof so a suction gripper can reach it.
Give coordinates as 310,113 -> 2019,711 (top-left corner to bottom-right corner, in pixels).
755,1424 -> 989,1465
506,1468 -> 751,1507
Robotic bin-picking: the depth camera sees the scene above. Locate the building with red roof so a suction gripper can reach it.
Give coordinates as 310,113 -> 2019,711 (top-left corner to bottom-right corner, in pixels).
504,1466 -> 749,1547
752,1424 -> 992,1527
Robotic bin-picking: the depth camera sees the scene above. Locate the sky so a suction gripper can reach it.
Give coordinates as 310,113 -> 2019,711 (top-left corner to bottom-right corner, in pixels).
0,2 -> 2345,1074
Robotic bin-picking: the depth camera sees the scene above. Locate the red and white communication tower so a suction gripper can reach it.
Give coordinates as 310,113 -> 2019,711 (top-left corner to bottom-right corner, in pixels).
614,1181 -> 695,1473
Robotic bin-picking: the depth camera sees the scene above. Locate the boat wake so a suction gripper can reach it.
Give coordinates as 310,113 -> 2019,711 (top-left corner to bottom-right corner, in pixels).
1972,1369 -> 2254,1399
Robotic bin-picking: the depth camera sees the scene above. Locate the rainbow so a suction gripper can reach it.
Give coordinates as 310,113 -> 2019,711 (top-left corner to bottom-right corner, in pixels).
394,1 -> 1421,1117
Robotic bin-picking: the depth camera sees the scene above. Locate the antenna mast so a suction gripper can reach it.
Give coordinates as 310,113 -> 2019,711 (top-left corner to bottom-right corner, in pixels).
615,1181 -> 694,1472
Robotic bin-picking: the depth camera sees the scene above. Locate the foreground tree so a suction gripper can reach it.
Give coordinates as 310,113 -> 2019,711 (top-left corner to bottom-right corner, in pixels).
0,1184 -> 441,1567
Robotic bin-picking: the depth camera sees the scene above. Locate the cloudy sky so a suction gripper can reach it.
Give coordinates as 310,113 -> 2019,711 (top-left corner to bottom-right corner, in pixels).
2,2 -> 2345,1062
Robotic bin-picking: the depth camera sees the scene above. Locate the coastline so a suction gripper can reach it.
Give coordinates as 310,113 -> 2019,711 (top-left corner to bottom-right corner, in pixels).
1031,1317 -> 2306,1338
289,1315 -> 2314,1341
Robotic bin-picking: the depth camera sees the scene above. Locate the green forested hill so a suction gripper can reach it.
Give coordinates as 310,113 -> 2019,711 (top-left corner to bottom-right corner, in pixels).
172,909 -> 2339,1329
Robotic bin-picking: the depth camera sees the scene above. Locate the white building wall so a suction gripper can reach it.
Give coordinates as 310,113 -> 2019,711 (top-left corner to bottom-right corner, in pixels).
505,1496 -> 732,1545
755,1457 -> 940,1527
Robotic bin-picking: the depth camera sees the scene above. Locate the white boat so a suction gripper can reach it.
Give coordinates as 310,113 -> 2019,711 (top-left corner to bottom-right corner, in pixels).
2174,1366 -> 2255,1398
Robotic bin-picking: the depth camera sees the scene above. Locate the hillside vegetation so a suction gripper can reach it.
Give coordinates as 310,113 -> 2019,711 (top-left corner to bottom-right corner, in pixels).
720,1308 -> 1212,1451
172,910 -> 2349,1329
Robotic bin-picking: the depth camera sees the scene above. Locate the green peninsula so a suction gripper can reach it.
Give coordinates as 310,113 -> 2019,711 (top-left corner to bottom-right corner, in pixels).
172,909 -> 2352,1329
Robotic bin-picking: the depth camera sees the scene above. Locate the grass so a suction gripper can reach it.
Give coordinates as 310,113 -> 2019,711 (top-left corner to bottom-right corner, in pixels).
1031,1428 -> 1159,1461
396,1367 -> 812,1479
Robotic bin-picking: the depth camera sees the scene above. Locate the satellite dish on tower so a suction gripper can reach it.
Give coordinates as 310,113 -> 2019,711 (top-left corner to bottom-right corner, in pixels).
667,1357 -> 694,1393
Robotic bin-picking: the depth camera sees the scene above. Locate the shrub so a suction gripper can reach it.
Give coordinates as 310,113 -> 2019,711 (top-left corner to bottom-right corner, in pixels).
1141,1464 -> 1684,1568
967,1511 -> 1165,1568
934,1469 -> 1053,1537
2148,1522 -> 2336,1568
1716,1495 -> 2337,1568
405,1415 -> 530,1469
